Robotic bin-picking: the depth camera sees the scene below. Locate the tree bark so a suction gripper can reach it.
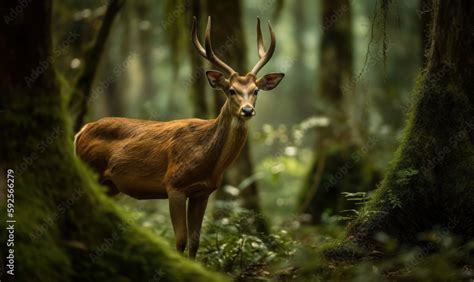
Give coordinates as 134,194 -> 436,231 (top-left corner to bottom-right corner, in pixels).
136,0 -> 155,102
420,0 -> 432,66
103,47 -> 126,116
338,0 -> 474,252
207,0 -> 268,234
115,3 -> 132,116
0,1 -> 223,280
299,0 -> 366,224
186,0 -> 208,119
290,0 -> 314,115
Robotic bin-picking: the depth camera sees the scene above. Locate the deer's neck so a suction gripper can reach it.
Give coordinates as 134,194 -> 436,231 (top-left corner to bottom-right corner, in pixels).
209,100 -> 248,176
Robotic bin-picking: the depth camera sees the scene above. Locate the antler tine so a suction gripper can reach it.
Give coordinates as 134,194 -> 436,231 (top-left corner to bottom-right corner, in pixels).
192,17 -> 207,59
256,17 -> 266,58
192,17 -> 235,75
202,17 -> 236,75
250,19 -> 276,76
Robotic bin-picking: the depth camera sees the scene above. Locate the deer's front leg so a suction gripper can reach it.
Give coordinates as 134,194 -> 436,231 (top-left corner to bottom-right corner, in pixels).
168,189 -> 188,253
187,194 -> 209,259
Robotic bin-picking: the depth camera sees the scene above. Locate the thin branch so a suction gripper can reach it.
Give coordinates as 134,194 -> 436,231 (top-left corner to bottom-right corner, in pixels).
382,0 -> 390,76
356,0 -> 379,81
69,0 -> 125,132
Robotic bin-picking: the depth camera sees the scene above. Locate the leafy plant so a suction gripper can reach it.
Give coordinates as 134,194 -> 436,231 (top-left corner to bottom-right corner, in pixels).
199,201 -> 297,279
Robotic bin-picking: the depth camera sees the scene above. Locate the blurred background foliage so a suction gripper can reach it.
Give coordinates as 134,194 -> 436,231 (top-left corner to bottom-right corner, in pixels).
47,0 -> 472,280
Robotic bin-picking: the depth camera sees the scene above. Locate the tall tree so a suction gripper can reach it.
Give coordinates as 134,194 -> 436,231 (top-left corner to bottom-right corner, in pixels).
186,0 -> 208,118
207,0 -> 268,233
102,29 -> 126,116
136,0 -> 156,103
338,0 -> 473,251
291,0 -> 313,115
299,0 -> 376,223
419,0 -> 432,66
0,1 -> 222,280
68,0 -> 124,131
114,2 -> 132,116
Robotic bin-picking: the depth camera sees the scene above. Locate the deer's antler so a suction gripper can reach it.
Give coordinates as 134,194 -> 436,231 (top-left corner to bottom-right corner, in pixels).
250,17 -> 276,76
192,16 -> 236,75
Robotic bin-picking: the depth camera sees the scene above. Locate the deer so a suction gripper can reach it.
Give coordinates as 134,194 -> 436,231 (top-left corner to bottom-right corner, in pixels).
74,16 -> 284,259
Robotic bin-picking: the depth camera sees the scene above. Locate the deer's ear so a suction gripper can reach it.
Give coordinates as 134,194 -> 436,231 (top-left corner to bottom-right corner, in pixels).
206,70 -> 228,89
256,73 -> 285,91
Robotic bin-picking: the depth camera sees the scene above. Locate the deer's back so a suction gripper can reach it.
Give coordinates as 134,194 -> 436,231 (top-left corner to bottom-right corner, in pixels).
74,117 -> 215,180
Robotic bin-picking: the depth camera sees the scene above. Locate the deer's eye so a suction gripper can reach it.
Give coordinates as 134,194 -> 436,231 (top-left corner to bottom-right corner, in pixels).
253,89 -> 259,96
229,89 -> 236,96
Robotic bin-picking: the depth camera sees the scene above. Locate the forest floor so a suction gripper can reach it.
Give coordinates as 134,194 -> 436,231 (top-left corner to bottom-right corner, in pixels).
115,194 -> 474,281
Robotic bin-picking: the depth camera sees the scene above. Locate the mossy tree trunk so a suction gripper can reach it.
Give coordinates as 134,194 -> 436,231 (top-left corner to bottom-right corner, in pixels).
342,0 -> 474,250
0,1 -> 223,281
207,0 -> 268,234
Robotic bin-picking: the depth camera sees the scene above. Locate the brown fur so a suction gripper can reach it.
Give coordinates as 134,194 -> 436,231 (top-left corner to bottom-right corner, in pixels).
75,100 -> 248,200
74,72 -> 283,258
76,17 -> 284,258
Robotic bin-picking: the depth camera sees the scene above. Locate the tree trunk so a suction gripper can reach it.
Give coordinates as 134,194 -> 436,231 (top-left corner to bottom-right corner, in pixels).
103,49 -> 126,116
116,3 -> 132,116
420,0 -> 432,66
299,0 -> 369,224
340,0 -> 474,251
0,1 -> 222,280
290,0 -> 313,115
69,0 -> 124,132
207,0 -> 268,234
185,0 -> 208,119
136,0 -> 155,102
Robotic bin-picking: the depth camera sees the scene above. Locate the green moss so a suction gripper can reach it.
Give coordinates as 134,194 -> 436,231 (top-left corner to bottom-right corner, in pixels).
1,67 -> 225,282
309,67 -> 473,280
332,66 -> 474,252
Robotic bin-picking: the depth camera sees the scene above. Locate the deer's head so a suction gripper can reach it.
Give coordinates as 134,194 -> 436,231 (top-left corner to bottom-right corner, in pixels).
192,17 -> 284,120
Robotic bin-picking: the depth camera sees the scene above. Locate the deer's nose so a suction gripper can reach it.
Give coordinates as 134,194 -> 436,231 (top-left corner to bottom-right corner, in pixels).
241,106 -> 255,117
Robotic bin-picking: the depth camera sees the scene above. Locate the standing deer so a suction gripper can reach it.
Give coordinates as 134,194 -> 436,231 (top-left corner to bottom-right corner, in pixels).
74,16 -> 284,259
